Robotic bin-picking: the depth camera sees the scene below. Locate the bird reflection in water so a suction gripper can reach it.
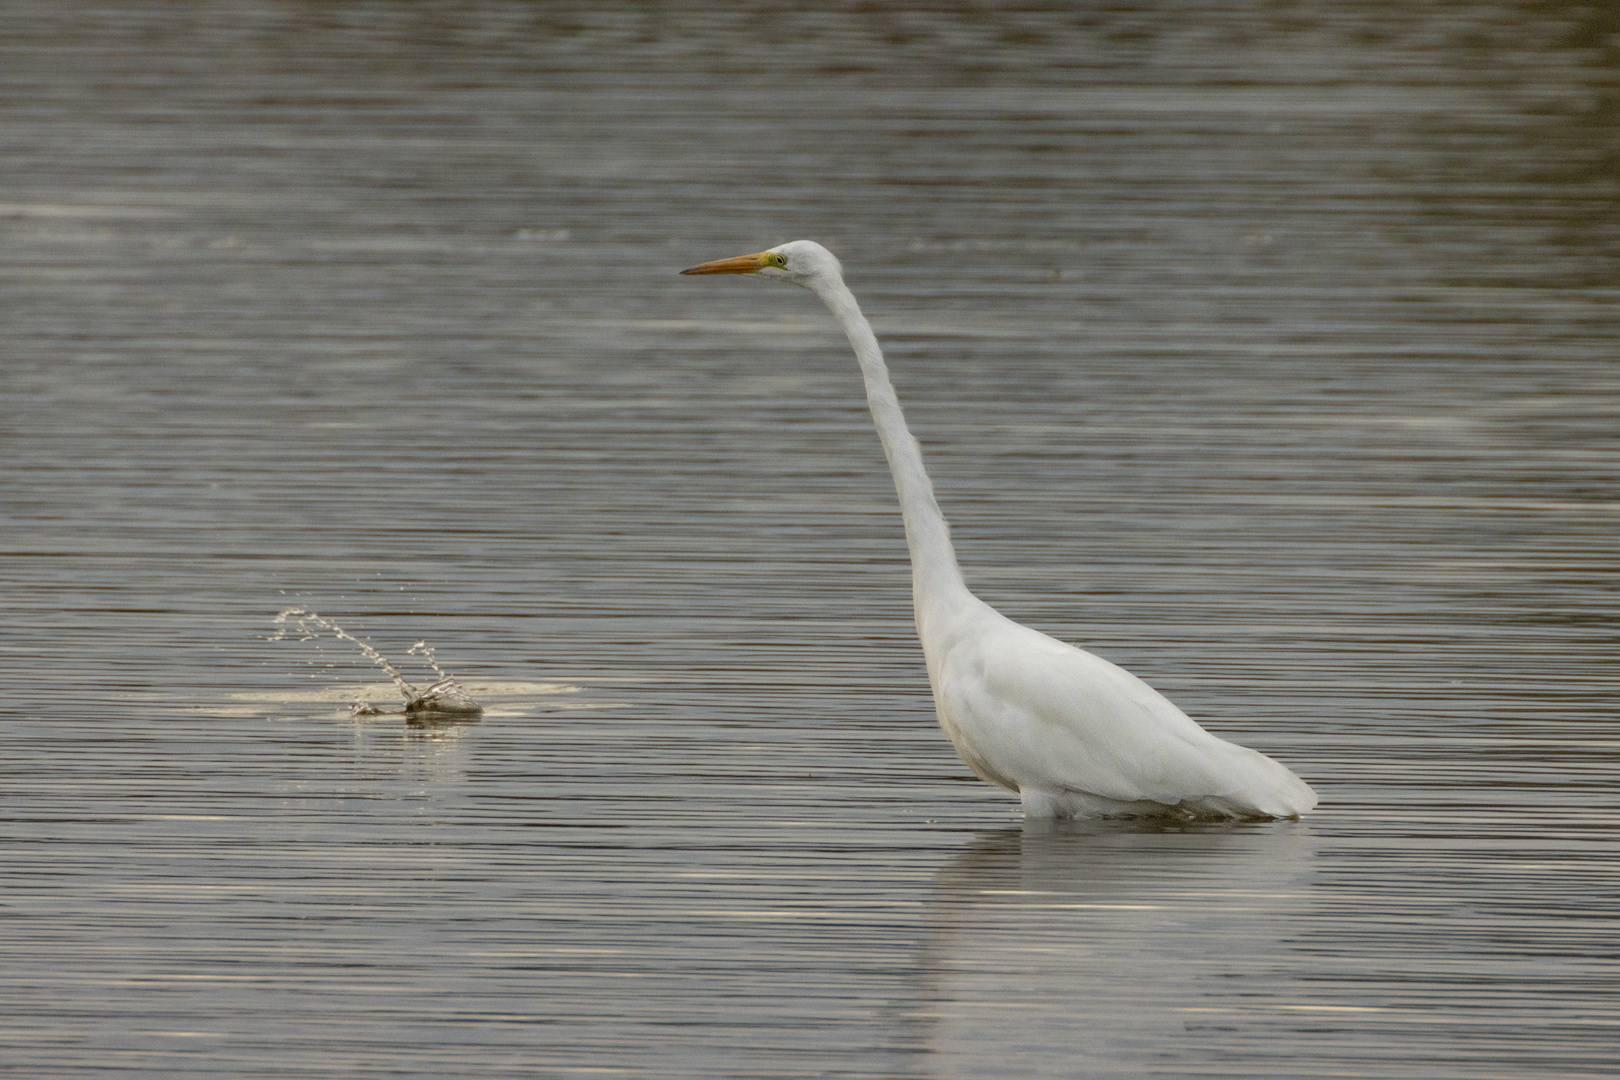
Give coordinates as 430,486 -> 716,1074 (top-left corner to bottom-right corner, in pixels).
906,821 -> 1318,1075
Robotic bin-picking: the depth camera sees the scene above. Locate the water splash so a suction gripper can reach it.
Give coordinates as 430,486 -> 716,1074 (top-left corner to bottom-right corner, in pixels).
272,607 -> 482,718
408,639 -> 451,683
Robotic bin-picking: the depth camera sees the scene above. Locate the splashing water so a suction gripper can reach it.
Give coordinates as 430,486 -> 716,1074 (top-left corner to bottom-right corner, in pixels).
272,607 -> 482,717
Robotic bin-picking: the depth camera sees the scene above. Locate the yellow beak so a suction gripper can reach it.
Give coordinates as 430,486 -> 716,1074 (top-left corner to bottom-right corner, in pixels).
679,251 -> 773,275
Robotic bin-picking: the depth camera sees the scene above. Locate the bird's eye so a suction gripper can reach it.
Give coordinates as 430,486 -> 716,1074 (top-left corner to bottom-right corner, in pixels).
766,253 -> 786,268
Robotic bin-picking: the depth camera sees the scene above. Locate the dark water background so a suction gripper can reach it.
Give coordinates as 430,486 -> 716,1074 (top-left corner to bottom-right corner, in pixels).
3,2 -> 1618,1077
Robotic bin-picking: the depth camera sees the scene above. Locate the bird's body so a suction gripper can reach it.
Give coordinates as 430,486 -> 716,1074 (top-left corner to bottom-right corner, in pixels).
926,597 -> 1314,818
682,240 -> 1316,820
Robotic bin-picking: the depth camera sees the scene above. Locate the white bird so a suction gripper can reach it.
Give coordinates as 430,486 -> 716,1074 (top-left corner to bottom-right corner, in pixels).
681,240 -> 1317,820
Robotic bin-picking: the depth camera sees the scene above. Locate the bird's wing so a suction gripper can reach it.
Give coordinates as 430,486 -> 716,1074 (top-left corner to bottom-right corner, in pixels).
933,611 -> 1306,811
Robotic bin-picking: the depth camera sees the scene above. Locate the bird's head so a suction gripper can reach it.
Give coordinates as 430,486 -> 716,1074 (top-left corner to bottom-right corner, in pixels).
680,239 -> 841,291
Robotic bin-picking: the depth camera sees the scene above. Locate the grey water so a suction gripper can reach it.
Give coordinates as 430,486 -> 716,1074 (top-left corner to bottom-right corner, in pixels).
3,2 -> 1618,1077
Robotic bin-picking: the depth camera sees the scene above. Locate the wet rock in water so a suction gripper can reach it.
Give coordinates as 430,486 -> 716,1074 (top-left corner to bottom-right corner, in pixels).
405,679 -> 484,719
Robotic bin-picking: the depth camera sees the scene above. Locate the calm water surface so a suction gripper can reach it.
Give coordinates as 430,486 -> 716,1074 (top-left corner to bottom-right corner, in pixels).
3,3 -> 1619,1077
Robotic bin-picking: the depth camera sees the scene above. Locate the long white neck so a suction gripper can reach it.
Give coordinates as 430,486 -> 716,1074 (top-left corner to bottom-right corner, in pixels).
810,274 -> 973,624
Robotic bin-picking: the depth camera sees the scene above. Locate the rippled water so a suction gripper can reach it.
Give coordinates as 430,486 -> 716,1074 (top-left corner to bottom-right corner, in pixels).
3,3 -> 1619,1077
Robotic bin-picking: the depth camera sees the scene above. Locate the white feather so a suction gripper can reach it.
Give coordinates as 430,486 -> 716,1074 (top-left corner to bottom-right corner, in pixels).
930,599 -> 1316,817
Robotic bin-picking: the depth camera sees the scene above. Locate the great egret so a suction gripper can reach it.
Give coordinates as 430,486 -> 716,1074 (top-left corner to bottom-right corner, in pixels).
681,241 -> 1316,819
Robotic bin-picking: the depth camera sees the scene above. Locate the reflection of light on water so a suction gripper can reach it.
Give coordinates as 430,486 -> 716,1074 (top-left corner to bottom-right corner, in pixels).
225,681 -> 612,727
230,681 -> 590,705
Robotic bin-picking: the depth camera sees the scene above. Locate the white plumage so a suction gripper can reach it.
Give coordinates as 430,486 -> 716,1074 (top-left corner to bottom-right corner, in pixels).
682,240 -> 1316,820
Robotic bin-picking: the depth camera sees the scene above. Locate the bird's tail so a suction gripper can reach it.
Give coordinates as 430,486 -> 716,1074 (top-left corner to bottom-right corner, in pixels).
1207,744 -> 1318,819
